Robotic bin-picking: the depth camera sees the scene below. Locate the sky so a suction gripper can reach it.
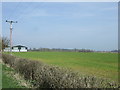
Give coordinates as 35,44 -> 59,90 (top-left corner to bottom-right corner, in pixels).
2,2 -> 118,51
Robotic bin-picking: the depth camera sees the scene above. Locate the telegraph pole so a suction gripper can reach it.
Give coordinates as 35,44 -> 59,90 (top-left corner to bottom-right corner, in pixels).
6,20 -> 17,55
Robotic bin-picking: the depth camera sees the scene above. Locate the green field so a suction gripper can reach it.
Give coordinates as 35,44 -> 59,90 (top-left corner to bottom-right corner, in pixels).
12,52 -> 118,82
2,64 -> 25,88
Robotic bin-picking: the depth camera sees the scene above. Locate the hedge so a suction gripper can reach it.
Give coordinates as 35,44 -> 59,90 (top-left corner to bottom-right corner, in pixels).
2,54 -> 119,88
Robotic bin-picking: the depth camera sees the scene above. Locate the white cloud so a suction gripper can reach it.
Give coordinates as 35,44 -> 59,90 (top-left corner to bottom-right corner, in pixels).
102,6 -> 117,11
24,8 -> 95,19
70,12 -> 95,18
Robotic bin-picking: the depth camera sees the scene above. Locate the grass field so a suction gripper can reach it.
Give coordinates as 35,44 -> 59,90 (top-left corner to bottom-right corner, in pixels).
0,63 -> 1,89
12,52 -> 118,82
2,64 -> 25,88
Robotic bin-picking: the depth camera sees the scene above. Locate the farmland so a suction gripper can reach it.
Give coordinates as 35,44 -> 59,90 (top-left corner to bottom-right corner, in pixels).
12,52 -> 118,82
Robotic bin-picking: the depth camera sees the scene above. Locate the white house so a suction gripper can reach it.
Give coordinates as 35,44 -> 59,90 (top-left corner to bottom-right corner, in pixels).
4,45 -> 28,52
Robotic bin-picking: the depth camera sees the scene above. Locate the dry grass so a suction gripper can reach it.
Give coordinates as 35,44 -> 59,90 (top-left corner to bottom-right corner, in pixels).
2,63 -> 33,88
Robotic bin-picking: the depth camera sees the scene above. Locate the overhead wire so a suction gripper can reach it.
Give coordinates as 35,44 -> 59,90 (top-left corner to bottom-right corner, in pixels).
16,2 -> 45,21
7,1 -> 22,20
5,1 -> 46,27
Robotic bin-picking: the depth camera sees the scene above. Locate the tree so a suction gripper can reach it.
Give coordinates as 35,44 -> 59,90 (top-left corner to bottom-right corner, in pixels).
2,37 -> 10,50
0,36 -> 2,51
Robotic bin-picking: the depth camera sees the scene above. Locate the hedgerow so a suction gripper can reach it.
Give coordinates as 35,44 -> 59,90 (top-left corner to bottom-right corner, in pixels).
2,54 -> 119,88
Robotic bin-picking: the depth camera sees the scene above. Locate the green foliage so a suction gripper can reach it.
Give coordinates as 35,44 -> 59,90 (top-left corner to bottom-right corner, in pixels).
0,63 -> 2,89
2,54 -> 119,88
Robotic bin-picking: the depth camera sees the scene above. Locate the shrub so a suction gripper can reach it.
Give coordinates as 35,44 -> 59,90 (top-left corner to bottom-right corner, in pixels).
2,54 -> 119,88
2,54 -> 16,67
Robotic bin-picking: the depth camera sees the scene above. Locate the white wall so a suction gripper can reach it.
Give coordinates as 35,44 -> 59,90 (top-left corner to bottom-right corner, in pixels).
4,48 -> 10,52
20,49 -> 27,52
12,50 -> 19,52
13,47 -> 18,49
4,47 -> 27,52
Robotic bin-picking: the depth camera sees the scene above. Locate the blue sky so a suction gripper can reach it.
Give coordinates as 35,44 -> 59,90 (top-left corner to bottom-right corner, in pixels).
2,2 -> 118,51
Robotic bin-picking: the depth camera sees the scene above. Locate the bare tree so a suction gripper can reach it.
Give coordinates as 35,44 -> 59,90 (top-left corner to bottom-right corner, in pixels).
0,36 -> 2,51
2,37 -> 10,50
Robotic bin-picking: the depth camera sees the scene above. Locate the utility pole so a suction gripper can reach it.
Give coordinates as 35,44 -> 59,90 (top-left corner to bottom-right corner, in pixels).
6,20 -> 17,55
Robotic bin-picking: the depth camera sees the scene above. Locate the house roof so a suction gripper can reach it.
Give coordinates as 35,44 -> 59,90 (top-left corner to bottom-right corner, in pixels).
12,45 -> 27,48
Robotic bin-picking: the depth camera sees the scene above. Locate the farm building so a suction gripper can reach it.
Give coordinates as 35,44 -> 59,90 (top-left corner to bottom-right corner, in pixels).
4,45 -> 28,52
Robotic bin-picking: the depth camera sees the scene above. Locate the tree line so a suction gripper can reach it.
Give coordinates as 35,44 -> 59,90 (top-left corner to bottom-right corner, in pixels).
29,48 -> 94,52
0,36 -> 118,53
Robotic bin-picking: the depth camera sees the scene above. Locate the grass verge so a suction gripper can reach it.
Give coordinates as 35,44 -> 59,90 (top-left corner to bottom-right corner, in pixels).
2,63 -> 32,88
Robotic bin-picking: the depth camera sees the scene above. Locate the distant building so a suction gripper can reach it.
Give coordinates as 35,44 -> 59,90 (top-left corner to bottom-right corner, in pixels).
4,45 -> 28,52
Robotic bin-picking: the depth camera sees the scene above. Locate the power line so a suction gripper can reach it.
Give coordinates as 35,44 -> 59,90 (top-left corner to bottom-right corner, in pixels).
7,0 -> 29,20
15,3 -> 31,21
8,1 -> 22,20
7,2 -> 45,22
16,2 -> 45,21
6,20 -> 17,55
